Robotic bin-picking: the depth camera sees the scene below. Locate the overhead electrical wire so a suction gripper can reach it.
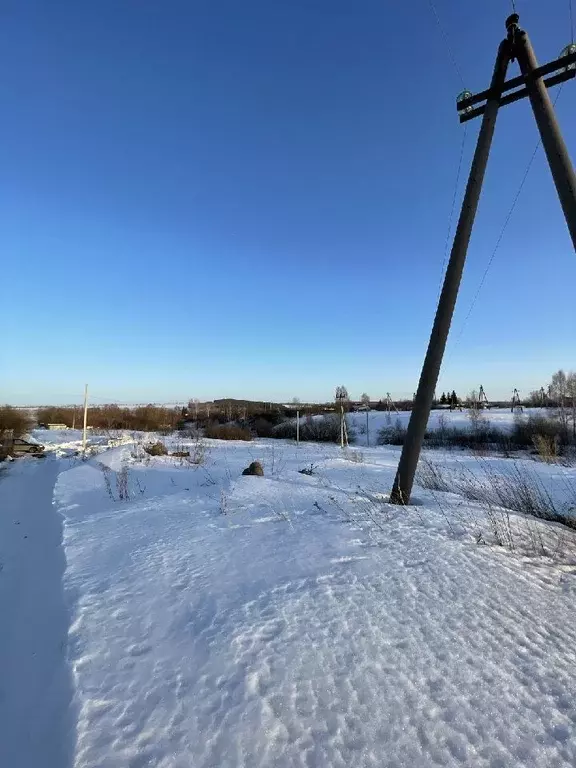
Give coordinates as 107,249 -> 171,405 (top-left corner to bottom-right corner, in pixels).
424,0 -> 471,299
440,0 -> 573,368
437,124 -> 468,300
426,0 -> 467,90
446,84 -> 565,360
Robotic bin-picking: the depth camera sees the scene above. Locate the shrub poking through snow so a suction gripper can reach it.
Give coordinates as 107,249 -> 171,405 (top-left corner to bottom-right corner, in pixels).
116,465 -> 130,501
532,434 -> 558,463
416,457 -> 452,492
417,454 -> 576,533
511,414 -> 570,452
377,417 -> 407,446
190,435 -> 208,465
242,461 -> 264,476
144,441 -> 168,456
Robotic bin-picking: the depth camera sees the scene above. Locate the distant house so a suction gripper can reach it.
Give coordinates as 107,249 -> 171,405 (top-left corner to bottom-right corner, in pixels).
46,423 -> 69,430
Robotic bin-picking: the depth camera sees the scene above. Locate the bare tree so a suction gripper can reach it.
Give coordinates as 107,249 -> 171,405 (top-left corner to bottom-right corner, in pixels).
528,388 -> 546,407
550,370 -> 569,429
550,370 -> 568,403
467,389 -> 479,410
360,392 -> 370,408
0,406 -> 33,437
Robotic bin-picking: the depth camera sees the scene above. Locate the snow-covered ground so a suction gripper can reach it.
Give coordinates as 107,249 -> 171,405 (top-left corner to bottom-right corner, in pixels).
0,455 -> 74,768
2,430 -> 576,767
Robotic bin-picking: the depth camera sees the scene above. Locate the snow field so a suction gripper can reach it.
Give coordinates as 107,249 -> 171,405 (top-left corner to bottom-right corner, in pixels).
347,407 -> 551,447
48,435 -> 576,767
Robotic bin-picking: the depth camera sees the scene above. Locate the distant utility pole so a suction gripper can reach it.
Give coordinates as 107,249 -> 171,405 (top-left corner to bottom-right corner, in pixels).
478,385 -> 490,409
335,386 -> 349,449
296,409 -> 300,445
385,393 -> 399,413
511,388 -> 523,413
391,14 -> 576,505
82,384 -> 89,456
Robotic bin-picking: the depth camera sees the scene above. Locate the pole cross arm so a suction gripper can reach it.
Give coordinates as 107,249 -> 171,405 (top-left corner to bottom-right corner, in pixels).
457,49 -> 576,123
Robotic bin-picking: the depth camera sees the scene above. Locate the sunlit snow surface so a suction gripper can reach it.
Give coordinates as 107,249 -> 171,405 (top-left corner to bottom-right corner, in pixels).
45,428 -> 576,768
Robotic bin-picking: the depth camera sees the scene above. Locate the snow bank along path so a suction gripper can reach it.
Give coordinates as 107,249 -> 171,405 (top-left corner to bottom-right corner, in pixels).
51,438 -> 576,768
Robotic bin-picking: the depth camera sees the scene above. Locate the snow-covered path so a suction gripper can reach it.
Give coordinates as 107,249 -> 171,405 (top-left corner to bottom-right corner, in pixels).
0,456 -> 75,768
53,442 -> 576,768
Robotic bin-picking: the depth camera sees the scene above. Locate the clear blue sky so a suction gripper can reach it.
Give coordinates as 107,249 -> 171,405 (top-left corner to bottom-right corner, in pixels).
1,0 -> 575,405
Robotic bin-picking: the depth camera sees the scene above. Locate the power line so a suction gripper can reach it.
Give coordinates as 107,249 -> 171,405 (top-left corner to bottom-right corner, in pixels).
445,85 -> 565,360
438,124 -> 468,299
425,0 -> 467,89
425,0 -> 470,301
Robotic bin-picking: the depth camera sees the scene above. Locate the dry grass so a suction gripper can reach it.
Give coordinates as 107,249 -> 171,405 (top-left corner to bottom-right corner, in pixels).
416,454 -> 576,558
344,449 -> 365,464
532,434 -> 559,462
417,455 -> 575,525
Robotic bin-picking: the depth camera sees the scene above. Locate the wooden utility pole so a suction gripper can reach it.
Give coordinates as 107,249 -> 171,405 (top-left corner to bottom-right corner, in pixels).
82,384 -> 89,456
391,14 -> 576,505
514,34 -> 576,250
366,410 -> 369,447
296,409 -> 300,445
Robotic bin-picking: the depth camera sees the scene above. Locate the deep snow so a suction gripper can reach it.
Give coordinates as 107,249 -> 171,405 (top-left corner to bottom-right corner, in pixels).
3,430 -> 576,767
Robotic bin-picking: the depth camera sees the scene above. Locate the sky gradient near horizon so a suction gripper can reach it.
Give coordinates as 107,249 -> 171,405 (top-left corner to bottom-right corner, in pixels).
1,0 -> 575,405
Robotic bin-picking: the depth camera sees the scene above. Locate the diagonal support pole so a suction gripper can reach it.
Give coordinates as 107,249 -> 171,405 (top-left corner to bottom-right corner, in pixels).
515,29 -> 576,251
389,38 -> 512,505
